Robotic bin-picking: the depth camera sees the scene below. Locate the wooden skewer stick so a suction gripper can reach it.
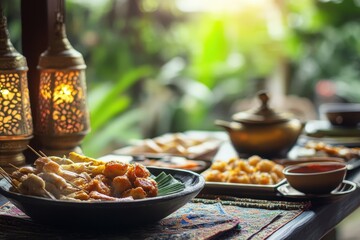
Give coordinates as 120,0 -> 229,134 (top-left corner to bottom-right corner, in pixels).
27,145 -> 43,158
8,163 -> 20,170
0,167 -> 19,191
43,188 -> 57,200
39,150 -> 47,158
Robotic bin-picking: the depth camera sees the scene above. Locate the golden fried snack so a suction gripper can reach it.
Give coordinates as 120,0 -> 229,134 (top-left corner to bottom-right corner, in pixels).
210,161 -> 227,172
248,155 -> 262,167
204,170 -> 227,182
255,159 -> 275,172
68,152 -> 103,166
228,171 -> 251,184
203,155 -> 284,185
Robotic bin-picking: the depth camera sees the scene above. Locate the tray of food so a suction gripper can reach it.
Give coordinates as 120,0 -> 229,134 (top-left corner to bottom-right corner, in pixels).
114,132 -> 223,161
0,151 -> 204,227
288,141 -> 360,170
200,155 -> 286,198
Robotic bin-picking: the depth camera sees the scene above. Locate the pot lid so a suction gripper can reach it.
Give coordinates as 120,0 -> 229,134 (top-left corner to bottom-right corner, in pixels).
232,91 -> 292,124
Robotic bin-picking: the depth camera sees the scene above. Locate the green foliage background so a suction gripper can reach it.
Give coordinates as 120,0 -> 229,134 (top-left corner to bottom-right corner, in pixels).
4,0 -> 360,157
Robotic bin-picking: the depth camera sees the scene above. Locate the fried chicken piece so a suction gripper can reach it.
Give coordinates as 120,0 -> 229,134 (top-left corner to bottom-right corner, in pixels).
112,175 -> 133,197
134,178 -> 158,197
121,187 -> 147,199
103,161 -> 128,179
84,178 -> 111,196
126,163 -> 151,183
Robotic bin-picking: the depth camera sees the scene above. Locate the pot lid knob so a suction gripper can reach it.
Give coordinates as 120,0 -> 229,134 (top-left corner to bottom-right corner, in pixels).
232,91 -> 291,124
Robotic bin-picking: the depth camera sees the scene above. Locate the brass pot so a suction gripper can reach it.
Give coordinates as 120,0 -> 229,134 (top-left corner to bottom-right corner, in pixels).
215,91 -> 304,158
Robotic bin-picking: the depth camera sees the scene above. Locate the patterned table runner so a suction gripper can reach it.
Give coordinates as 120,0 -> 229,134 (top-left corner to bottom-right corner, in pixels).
0,196 -> 310,240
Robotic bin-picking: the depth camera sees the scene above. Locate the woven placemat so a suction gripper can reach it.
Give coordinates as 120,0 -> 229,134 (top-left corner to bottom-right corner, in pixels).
0,197 -> 310,240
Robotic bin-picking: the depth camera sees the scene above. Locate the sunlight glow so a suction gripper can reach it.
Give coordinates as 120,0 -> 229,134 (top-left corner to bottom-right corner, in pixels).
176,0 -> 269,12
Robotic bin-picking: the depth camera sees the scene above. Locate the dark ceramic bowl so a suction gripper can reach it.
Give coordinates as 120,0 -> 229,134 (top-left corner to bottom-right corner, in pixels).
283,162 -> 347,194
0,167 -> 204,228
320,103 -> 360,127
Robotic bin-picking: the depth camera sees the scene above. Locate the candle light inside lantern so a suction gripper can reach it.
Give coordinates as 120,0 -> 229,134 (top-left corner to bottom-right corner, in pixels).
0,88 -> 9,95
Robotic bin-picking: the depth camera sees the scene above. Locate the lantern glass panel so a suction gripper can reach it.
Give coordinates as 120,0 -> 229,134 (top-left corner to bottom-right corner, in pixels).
38,69 -> 89,135
0,71 -> 32,136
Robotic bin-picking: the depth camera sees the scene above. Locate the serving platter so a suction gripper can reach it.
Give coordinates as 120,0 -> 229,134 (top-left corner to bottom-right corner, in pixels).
277,180 -> 357,200
288,146 -> 360,171
0,167 -> 205,227
200,179 -> 286,198
113,132 -> 223,161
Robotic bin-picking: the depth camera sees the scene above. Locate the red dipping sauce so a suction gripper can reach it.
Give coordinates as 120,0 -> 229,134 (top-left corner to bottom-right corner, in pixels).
288,164 -> 344,174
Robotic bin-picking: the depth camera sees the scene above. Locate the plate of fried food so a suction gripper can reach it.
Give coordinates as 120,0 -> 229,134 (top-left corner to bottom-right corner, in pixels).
114,132 -> 223,161
0,151 -> 204,227
288,141 -> 360,170
201,155 -> 286,198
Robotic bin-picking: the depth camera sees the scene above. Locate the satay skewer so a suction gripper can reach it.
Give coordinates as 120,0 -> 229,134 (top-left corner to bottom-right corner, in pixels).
0,167 -> 19,191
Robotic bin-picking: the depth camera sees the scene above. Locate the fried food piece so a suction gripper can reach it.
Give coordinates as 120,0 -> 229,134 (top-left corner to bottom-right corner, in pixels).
18,174 -> 50,198
11,166 -> 36,181
38,172 -> 69,190
237,160 -> 255,174
121,187 -> 147,199
68,152 -> 103,166
161,144 -> 187,155
251,172 -> 273,185
61,163 -> 89,174
112,175 -> 133,197
89,191 -> 134,201
134,178 -> 158,197
38,172 -> 79,197
42,160 -> 80,181
88,165 -> 106,176
61,190 -> 89,201
211,161 -> 228,172
204,170 -> 227,182
84,178 -> 111,196
270,172 -> 280,184
103,161 -> 128,179
34,157 -> 52,173
248,155 -> 262,167
305,141 -> 360,160
49,156 -> 74,165
127,163 -> 151,183
228,171 -> 251,184
271,164 -> 284,179
255,160 -> 275,172
142,139 -> 163,153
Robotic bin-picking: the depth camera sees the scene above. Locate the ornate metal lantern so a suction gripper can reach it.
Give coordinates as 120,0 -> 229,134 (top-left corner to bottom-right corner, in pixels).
36,7 -> 90,156
0,13 -> 33,170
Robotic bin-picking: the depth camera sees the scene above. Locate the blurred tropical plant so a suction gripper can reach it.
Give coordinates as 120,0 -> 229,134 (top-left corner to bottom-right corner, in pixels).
286,0 -> 360,103
65,0 -> 291,156
5,0 -> 360,157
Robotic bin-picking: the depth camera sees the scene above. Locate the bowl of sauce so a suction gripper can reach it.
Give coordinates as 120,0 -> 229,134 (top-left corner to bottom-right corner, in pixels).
283,162 -> 347,194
